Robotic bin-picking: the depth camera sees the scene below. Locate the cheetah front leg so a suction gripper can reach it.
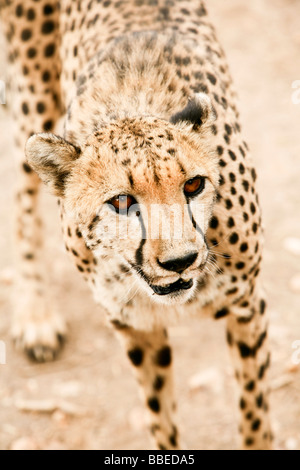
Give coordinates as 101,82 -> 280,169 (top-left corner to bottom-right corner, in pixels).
114,325 -> 180,450
226,292 -> 272,450
2,1 -> 65,361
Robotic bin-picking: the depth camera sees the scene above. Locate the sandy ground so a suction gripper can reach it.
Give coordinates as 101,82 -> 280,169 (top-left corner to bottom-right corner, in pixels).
0,0 -> 300,450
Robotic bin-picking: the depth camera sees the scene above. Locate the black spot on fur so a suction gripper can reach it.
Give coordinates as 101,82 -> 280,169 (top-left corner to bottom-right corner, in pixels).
44,43 -> 56,57
207,72 -> 217,85
42,70 -> 51,82
229,233 -> 239,244
128,347 -> 144,366
236,262 -> 245,270
27,48 -> 37,59
256,393 -> 263,408
43,119 -> 53,131
252,419 -> 261,432
27,8 -> 35,20
21,29 -> 32,41
228,150 -> 237,161
217,145 -> 224,156
15,4 -> 23,17
226,330 -> 233,346
148,397 -> 160,413
156,346 -> 172,367
169,427 -> 178,447
260,299 -> 266,315
215,307 -> 229,319
250,202 -> 256,214
44,4 -> 54,15
245,437 -> 254,447
37,102 -> 46,114
22,102 -> 29,115
225,199 -> 233,210
153,375 -> 165,391
240,243 -> 248,253
240,398 -> 247,410
242,180 -> 249,192
23,162 -> 32,173
209,216 -> 219,229
226,287 -> 238,296
239,163 -> 245,174
42,21 -> 55,34
238,342 -> 252,359
245,380 -> 255,392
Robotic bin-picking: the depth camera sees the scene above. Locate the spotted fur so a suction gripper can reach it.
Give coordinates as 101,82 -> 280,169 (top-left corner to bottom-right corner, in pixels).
1,0 -> 271,449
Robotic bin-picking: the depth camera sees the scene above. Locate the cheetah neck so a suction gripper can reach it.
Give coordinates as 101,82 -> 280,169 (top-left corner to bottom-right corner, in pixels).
64,31 -> 197,147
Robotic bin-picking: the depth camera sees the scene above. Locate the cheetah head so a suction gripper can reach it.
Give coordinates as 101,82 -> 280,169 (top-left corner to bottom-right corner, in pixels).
26,94 -> 219,305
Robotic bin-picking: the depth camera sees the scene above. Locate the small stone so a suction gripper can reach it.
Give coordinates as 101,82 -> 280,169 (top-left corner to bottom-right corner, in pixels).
0,266 -> 14,285
271,375 -> 294,390
283,237 -> 300,256
128,406 -> 146,431
188,368 -> 223,393
57,400 -> 87,416
52,410 -> 69,428
26,379 -> 39,393
2,424 -> 17,436
15,398 -> 56,413
53,381 -> 82,398
289,274 -> 300,292
286,362 -> 299,373
10,437 -> 39,451
42,440 -> 67,451
15,398 -> 86,416
285,437 -> 298,451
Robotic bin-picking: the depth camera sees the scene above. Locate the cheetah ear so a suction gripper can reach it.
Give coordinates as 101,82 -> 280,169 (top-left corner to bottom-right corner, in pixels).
25,133 -> 82,197
170,93 -> 216,131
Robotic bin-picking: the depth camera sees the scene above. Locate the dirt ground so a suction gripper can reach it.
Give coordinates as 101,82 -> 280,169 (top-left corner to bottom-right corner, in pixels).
0,0 -> 300,451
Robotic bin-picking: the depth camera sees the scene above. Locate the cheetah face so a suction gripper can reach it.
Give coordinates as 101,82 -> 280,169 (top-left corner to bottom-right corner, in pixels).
26,95 -> 219,305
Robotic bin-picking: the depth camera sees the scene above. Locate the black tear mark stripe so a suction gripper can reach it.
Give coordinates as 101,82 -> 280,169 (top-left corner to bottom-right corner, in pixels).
187,203 -> 208,248
135,211 -> 147,266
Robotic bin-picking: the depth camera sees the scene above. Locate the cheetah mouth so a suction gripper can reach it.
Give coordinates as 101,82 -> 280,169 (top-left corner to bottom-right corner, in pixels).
150,279 -> 194,296
128,262 -> 195,297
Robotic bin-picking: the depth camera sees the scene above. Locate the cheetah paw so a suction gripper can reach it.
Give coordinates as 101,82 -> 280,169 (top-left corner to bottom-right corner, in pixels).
12,310 -> 67,363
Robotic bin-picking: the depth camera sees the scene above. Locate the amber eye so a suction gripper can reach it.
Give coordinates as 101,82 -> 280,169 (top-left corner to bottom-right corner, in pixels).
108,195 -> 137,213
184,176 -> 206,198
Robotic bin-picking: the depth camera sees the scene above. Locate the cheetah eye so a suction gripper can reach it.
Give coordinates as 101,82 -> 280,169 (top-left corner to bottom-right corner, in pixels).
184,176 -> 206,198
108,195 -> 137,213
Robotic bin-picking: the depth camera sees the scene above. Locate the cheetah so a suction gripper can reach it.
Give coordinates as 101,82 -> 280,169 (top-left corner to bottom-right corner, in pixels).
1,0 -> 272,450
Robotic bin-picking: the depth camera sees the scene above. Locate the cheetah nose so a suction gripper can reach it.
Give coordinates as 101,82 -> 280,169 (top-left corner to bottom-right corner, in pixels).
158,252 -> 198,274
